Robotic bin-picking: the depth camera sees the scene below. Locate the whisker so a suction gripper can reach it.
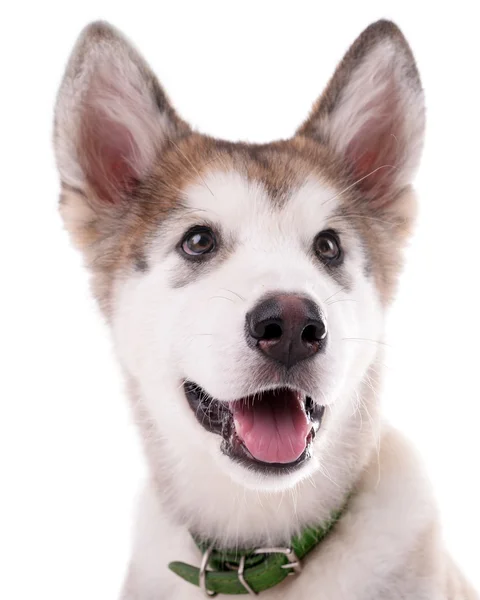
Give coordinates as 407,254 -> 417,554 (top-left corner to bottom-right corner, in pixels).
323,287 -> 347,304
219,288 -> 246,302
170,140 -> 215,197
329,214 -> 400,227
322,164 -> 397,207
317,463 -> 340,488
175,206 -> 211,215
209,295 -> 236,303
326,299 -> 358,306
356,391 -> 381,488
342,338 -> 391,347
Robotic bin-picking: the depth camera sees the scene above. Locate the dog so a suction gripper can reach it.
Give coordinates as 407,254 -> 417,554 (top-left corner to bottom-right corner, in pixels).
53,19 -> 478,599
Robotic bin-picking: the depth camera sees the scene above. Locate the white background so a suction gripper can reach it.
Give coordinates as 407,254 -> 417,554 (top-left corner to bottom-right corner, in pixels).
1,1 -> 479,598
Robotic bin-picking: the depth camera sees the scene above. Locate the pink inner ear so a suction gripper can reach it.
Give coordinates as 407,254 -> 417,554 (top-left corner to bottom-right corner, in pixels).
76,65 -> 157,205
345,85 -> 404,200
80,105 -> 140,205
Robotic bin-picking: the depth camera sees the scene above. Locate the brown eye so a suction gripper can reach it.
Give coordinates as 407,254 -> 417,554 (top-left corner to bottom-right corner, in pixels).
181,227 -> 216,257
314,231 -> 342,264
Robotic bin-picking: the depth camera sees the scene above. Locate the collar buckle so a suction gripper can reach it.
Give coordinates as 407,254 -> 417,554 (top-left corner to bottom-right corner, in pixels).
237,554 -> 257,595
254,547 -> 302,576
199,545 -> 302,597
199,544 -> 217,597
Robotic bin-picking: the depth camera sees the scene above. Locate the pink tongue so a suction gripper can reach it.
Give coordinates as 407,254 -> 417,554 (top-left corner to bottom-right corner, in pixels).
232,391 -> 310,464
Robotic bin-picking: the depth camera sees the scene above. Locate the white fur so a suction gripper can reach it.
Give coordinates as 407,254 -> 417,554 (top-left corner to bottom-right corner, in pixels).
123,427 -> 446,600
53,20 -> 477,600
113,172 -> 382,491
112,170 -> 477,599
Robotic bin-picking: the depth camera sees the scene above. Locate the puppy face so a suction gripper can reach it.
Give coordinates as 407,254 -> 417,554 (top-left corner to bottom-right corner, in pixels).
54,20 -> 424,491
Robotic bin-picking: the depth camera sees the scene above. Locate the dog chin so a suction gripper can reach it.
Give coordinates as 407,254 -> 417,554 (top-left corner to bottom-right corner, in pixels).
215,447 -> 321,491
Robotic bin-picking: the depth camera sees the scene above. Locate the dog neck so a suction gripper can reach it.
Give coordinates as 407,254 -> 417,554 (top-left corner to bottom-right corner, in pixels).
128,364 -> 380,549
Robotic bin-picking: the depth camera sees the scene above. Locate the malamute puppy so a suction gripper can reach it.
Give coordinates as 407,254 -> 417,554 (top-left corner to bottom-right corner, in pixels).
54,19 -> 477,599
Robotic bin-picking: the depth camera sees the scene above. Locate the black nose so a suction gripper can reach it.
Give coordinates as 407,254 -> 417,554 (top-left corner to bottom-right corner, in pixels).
246,294 -> 327,368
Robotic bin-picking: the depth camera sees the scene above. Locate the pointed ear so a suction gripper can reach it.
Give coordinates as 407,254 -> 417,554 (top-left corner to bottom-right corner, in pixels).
54,21 -> 189,205
297,20 -> 425,204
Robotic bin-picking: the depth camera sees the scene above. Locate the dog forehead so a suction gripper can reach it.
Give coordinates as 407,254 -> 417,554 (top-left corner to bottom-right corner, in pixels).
181,169 -> 339,236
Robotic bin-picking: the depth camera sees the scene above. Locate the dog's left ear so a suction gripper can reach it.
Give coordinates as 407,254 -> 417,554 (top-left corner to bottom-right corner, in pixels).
297,20 -> 425,205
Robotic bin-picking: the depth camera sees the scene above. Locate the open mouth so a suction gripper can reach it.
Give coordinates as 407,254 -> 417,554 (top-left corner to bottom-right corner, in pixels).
184,382 -> 325,473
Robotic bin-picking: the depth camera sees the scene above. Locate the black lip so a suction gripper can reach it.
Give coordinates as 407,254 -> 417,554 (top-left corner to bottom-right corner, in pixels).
183,381 -> 325,475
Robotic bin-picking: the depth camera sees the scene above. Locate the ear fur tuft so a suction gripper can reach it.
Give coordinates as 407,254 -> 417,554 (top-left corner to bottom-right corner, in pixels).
297,20 -> 425,204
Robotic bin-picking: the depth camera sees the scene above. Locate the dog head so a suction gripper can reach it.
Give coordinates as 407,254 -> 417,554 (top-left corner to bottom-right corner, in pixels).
54,21 -> 424,492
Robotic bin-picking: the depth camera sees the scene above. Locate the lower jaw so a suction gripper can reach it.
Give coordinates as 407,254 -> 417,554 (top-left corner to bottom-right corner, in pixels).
222,437 -> 314,475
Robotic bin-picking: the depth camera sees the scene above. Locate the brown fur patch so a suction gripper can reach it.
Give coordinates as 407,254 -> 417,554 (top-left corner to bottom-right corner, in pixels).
57,19 -> 420,314
60,131 -> 413,313
294,18 -> 422,303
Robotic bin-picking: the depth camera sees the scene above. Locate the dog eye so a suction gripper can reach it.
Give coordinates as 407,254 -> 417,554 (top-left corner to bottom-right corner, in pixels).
314,231 -> 342,264
181,227 -> 216,256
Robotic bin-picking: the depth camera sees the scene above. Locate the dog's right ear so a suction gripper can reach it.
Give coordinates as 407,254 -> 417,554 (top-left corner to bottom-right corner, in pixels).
54,21 -> 189,206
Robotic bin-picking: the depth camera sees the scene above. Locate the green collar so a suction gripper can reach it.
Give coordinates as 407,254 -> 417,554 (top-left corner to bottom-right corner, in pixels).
168,502 -> 347,596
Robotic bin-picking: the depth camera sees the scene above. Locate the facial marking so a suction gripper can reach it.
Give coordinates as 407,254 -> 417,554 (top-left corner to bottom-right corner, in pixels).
133,253 -> 149,273
113,164 -> 384,489
166,170 -> 356,291
57,20 -> 421,500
